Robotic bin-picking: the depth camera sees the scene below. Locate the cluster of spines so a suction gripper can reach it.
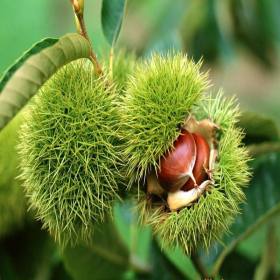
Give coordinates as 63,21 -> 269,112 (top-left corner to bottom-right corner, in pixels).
16,52 -> 251,254
137,92 -> 251,254
18,61 -> 121,247
119,53 -> 209,187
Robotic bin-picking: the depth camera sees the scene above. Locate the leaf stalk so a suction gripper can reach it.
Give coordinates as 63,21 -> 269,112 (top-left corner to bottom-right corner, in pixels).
70,0 -> 103,75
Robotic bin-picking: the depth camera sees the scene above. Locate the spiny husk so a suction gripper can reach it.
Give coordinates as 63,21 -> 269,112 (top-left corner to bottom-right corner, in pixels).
111,50 -> 137,95
137,91 -> 251,254
0,113 -> 26,237
18,60 -> 122,247
103,50 -> 138,194
120,53 -> 209,187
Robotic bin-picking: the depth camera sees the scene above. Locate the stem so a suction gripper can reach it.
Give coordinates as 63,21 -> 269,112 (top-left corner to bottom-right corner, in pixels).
70,0 -> 103,75
191,252 -> 210,279
248,142 -> 280,157
211,203 -> 280,277
254,222 -> 278,280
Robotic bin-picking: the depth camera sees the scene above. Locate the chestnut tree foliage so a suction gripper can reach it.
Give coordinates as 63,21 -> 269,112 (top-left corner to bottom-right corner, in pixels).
0,0 -> 280,279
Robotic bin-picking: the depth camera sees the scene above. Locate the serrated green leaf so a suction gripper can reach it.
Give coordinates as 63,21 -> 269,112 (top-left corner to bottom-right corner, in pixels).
136,240 -> 187,280
114,201 -> 152,266
114,201 -> 190,278
239,111 -> 279,144
62,221 -> 130,280
159,244 -> 199,279
254,223 -> 278,280
0,221 -> 61,280
237,215 -> 280,273
209,153 -> 280,276
219,251 -> 257,279
0,111 -> 26,237
101,0 -> 127,46
62,202 -> 188,279
0,33 -> 91,130
236,223 -> 267,261
0,38 -> 58,92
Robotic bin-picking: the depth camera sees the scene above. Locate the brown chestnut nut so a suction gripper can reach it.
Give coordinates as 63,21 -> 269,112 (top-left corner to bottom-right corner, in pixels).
158,130 -> 197,192
182,133 -> 210,191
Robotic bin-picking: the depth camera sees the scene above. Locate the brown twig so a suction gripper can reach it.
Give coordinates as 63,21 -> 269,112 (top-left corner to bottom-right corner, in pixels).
70,0 -> 103,75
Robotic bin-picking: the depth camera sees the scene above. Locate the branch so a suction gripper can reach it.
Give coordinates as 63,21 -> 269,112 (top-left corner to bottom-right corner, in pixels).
211,204 -> 280,277
70,0 -> 103,75
248,142 -> 280,157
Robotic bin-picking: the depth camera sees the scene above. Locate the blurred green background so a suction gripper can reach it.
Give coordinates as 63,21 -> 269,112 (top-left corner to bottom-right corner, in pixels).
1,0 -> 280,279
1,0 -> 280,122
